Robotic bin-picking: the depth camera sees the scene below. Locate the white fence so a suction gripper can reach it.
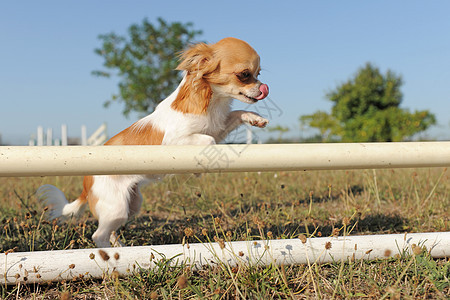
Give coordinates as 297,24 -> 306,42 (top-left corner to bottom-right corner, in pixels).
29,123 -> 108,146
0,142 -> 449,284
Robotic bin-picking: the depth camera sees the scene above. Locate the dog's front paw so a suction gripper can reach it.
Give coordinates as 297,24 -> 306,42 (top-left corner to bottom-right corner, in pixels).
241,112 -> 269,128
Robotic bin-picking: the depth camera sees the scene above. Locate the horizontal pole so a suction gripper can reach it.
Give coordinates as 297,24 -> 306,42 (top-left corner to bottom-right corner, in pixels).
0,142 -> 449,177
1,232 -> 448,284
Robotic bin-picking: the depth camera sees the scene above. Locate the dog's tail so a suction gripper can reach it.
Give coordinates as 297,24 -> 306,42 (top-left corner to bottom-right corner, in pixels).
37,184 -> 87,221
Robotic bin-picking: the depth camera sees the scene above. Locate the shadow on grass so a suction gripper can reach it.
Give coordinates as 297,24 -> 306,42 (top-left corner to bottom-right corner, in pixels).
0,210 -> 409,252
119,212 -> 409,247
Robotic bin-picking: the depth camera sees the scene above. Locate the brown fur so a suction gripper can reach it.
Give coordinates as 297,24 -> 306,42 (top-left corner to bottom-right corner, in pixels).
207,37 -> 261,86
105,123 -> 165,145
172,38 -> 262,116
171,42 -> 219,115
171,73 -> 212,114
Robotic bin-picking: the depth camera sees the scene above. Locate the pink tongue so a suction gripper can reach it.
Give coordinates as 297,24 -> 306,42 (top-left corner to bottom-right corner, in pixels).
255,84 -> 269,100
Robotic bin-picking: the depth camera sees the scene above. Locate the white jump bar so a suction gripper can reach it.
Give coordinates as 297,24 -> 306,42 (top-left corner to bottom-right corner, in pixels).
0,142 -> 449,177
1,232 -> 448,285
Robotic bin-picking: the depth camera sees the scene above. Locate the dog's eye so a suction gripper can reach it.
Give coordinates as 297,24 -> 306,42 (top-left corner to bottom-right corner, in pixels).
237,70 -> 251,82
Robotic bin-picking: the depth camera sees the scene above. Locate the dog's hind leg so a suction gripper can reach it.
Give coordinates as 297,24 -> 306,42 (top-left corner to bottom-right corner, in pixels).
90,175 -> 139,248
128,184 -> 144,218
104,184 -> 144,247
92,216 -> 127,248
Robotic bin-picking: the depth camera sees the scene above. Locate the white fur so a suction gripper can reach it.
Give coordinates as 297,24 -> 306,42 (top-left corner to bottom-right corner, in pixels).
90,175 -> 145,247
37,184 -> 86,220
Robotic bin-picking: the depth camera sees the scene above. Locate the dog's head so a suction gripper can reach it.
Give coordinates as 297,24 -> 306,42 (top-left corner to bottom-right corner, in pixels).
173,37 -> 269,114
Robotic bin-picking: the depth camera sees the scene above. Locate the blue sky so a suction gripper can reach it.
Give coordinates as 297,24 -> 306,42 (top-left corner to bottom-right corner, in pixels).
1,1 -> 449,144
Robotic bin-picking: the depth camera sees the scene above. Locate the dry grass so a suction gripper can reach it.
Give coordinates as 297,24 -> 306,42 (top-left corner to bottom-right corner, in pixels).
0,168 -> 449,299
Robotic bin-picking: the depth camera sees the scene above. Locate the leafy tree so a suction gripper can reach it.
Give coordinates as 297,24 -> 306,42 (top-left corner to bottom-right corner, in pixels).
300,111 -> 339,142
267,125 -> 290,142
93,18 -> 202,117
300,63 -> 436,142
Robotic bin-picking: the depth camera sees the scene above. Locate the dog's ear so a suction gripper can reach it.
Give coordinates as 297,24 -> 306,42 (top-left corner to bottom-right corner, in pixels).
172,43 -> 217,115
177,43 -> 218,75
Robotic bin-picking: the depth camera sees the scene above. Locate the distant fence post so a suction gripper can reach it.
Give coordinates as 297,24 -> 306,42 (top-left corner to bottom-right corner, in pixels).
81,125 -> 87,146
61,124 -> 68,146
46,128 -> 53,146
87,123 -> 108,146
37,126 -> 44,146
246,126 -> 252,144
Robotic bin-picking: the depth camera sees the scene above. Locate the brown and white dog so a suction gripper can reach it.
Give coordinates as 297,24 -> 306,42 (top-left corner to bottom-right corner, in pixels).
37,37 -> 269,247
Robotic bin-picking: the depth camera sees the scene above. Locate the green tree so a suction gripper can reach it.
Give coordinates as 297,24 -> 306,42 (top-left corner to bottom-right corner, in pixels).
299,111 -> 340,142
93,18 -> 202,117
300,63 -> 436,142
267,125 -> 290,142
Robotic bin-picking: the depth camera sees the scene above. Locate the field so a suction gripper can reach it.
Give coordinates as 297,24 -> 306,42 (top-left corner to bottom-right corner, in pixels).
0,168 -> 449,299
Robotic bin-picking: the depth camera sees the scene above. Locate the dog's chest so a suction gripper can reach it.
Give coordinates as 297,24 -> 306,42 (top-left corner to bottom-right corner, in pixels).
192,103 -> 229,136
151,95 -> 232,141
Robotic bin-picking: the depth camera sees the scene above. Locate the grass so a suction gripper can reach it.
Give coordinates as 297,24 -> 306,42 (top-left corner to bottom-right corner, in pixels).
0,168 -> 448,299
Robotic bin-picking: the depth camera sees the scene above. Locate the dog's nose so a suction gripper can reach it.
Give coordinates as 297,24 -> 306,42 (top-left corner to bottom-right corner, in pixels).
255,84 -> 269,100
